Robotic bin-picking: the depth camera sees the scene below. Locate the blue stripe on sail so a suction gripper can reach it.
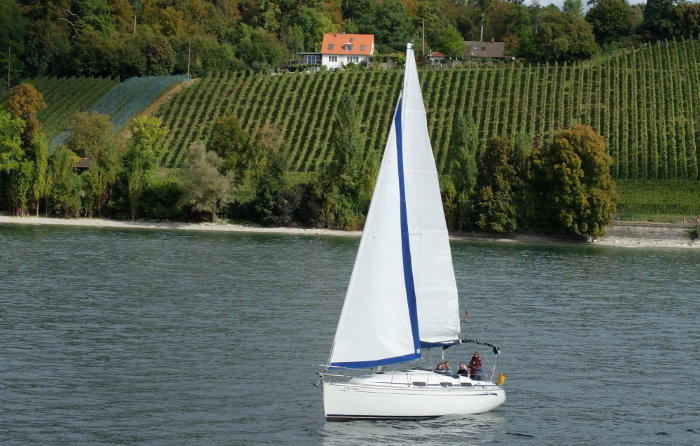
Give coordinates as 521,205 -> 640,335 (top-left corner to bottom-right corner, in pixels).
329,352 -> 421,369
395,98 -> 422,354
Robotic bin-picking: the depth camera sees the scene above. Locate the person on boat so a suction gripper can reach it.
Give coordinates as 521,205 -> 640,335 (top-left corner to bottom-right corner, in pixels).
434,362 -> 452,374
469,352 -> 483,380
457,363 -> 469,376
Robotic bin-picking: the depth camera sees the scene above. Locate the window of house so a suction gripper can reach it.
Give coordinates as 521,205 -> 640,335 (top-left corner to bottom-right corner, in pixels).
328,44 -> 334,50
345,44 -> 352,51
481,47 -> 486,51
360,45 -> 366,51
473,46 -> 480,51
329,56 -> 337,62
348,56 -> 359,63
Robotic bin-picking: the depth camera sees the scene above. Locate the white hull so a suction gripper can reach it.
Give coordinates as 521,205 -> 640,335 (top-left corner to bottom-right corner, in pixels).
323,370 -> 506,421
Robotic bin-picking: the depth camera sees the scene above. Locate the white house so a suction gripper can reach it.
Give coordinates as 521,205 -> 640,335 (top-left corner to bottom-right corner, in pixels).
320,33 -> 374,70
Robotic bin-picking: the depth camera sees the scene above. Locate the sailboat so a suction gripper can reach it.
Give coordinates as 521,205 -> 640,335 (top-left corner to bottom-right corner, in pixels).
320,43 -> 506,421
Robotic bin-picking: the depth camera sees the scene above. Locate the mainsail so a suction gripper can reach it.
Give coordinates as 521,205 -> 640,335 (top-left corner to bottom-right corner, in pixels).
328,44 -> 460,369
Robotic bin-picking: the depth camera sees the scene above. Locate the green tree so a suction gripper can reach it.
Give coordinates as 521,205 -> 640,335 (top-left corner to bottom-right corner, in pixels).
146,34 -> 176,75
48,145 -> 81,217
313,91 -> 374,229
0,0 -> 26,86
250,128 -> 294,226
207,112 -> 250,180
9,159 -> 34,215
0,108 -> 24,173
586,0 -> 633,45
532,8 -> 599,62
359,0 -> 413,52
512,132 -> 534,227
124,115 -> 168,220
475,136 -> 518,232
563,0 -> 584,17
531,125 -> 619,237
178,142 -> 234,222
23,20 -> 71,77
445,114 -> 479,230
416,1 -> 448,52
66,111 -> 114,158
643,0 -> 677,39
31,135 -> 50,216
674,3 -> 700,38
437,25 -> 465,57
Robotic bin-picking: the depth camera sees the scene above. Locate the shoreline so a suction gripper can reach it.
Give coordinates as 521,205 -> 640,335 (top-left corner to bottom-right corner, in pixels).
0,215 -> 697,249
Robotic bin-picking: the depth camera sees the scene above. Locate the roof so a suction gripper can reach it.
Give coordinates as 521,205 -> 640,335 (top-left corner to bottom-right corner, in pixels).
464,41 -> 505,58
429,51 -> 447,59
321,34 -> 374,56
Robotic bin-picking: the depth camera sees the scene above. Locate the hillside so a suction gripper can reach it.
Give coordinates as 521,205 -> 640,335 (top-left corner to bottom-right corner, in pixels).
155,38 -> 700,181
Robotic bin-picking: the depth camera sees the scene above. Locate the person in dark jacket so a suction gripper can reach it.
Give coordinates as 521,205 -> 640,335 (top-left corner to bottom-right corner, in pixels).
469,352 -> 483,380
457,363 -> 469,376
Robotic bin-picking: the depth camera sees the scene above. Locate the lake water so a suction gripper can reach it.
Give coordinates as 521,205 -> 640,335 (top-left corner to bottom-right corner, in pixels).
1,225 -> 698,445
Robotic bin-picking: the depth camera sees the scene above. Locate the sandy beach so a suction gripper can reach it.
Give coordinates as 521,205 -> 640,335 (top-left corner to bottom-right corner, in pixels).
1,215 -> 697,249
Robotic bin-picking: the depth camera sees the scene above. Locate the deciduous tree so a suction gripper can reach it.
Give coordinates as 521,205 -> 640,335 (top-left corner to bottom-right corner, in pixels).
531,125 -> 619,237
7,82 -> 46,151
124,115 -> 168,220
178,142 -> 234,222
49,145 -> 82,217
475,136 -> 518,232
586,0 -> 633,45
444,114 -> 479,230
66,111 -> 113,158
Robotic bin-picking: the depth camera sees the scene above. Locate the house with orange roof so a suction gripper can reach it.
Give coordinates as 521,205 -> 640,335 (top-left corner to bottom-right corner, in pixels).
320,33 -> 374,70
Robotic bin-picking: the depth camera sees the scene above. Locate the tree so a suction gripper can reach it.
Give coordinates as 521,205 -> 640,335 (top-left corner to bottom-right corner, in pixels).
512,132 -> 534,227
530,8 -> 599,62
9,159 -> 34,215
416,1 -> 448,52
586,0 -> 633,45
66,111 -> 114,158
531,125 -> 619,237
124,116 -> 168,220
31,135 -> 50,216
49,145 -> 82,217
207,112 -> 250,179
445,114 -> 479,230
563,0 -> 584,17
0,108 -> 24,173
643,0 -> 677,40
249,128 -> 294,226
675,3 -> 700,38
146,34 -> 175,75
23,20 -> 72,77
7,82 -> 46,151
178,142 -> 234,222
437,25 -> 465,57
313,91 -> 374,229
0,0 -> 26,87
474,136 -> 518,232
363,0 -> 414,52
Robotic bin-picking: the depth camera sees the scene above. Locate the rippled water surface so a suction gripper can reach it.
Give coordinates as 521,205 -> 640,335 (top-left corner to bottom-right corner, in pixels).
1,225 -> 698,445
